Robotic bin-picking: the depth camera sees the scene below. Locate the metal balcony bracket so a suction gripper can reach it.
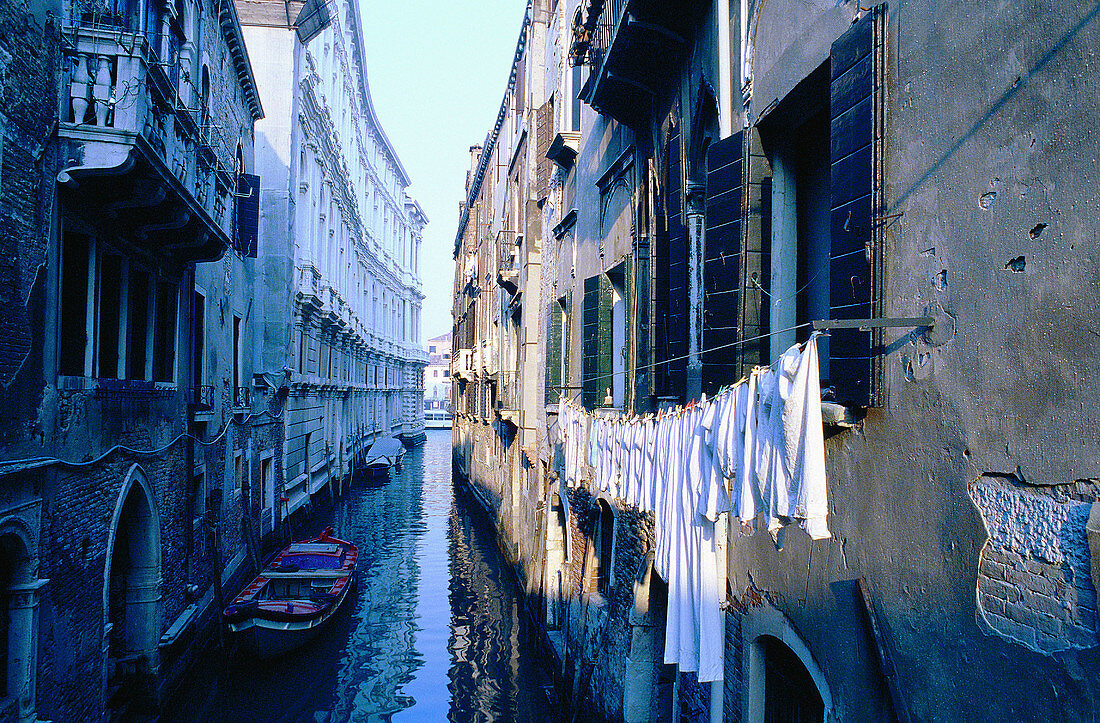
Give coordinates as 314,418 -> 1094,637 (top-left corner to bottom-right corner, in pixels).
813,317 -> 934,331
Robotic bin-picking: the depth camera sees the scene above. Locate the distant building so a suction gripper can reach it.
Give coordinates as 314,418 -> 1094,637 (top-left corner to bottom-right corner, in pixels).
239,0 -> 428,532
425,332 -> 452,412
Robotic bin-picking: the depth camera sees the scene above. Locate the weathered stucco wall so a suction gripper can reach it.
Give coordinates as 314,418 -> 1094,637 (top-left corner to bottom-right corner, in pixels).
725,0 -> 1100,720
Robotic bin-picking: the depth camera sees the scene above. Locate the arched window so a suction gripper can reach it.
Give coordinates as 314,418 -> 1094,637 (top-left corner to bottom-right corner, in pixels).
743,604 -> 833,722
760,636 -> 824,723
587,499 -> 614,597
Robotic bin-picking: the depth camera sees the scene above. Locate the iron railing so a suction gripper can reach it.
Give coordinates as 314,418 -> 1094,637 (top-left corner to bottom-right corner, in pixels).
189,385 -> 214,410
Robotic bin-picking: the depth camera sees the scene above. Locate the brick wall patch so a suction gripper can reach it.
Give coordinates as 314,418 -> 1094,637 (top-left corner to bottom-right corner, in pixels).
969,476 -> 1099,655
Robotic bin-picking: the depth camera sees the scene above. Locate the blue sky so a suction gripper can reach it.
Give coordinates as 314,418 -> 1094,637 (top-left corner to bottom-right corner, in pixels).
359,0 -> 528,343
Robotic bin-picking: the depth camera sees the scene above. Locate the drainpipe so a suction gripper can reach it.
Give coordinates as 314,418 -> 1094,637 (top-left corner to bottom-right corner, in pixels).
685,184 -> 706,401
185,266 -> 196,588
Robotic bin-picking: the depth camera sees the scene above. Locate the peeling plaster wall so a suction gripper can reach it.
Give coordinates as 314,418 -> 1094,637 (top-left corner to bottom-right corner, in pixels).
723,0 -> 1100,720
970,477 -> 1098,655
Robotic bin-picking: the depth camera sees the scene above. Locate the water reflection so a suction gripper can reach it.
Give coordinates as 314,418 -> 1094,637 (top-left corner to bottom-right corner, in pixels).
165,430 -> 551,722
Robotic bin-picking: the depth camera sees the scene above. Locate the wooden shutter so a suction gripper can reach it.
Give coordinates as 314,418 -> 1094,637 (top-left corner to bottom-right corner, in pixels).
655,112 -> 688,401
740,129 -> 772,376
582,274 -> 614,408
235,173 -> 260,257
536,97 -> 554,200
829,3 -> 886,406
702,130 -> 745,395
546,298 -> 563,404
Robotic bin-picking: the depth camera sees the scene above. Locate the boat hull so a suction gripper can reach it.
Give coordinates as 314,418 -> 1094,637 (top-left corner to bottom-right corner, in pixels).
228,580 -> 353,660
223,528 -> 358,660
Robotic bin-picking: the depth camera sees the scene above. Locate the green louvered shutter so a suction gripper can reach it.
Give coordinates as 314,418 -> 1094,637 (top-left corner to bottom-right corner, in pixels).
546,299 -> 563,405
596,273 -> 614,405
582,275 -> 601,409
562,296 -> 572,401
829,3 -> 887,406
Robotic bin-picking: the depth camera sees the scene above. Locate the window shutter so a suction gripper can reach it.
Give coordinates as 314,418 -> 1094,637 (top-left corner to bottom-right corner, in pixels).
536,98 -> 554,200
740,129 -> 772,376
829,4 -> 886,406
702,130 -> 745,395
597,273 -> 614,404
546,298 -> 563,405
656,113 -> 688,401
582,275 -> 601,408
563,295 -> 572,400
235,173 -> 260,258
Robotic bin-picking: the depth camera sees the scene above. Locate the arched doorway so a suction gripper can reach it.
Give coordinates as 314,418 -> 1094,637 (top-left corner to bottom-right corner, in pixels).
759,635 -> 824,723
0,524 -> 42,722
104,466 -> 161,706
743,603 -> 832,723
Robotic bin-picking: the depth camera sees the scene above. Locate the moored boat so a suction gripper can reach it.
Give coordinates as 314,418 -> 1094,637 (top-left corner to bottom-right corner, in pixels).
223,528 -> 357,659
355,436 -> 405,482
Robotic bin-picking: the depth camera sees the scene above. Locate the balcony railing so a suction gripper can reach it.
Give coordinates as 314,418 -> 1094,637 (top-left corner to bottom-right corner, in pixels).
496,230 -> 520,293
573,0 -> 705,127
233,386 -> 251,409
189,385 -> 214,411
58,8 -> 241,262
494,371 -> 519,425
93,378 -> 174,412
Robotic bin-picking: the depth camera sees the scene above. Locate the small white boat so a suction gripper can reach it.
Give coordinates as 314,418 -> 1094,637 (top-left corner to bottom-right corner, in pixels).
223,528 -> 357,659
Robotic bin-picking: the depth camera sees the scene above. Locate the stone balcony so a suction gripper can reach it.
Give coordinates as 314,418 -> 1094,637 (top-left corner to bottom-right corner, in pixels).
58,19 -> 242,262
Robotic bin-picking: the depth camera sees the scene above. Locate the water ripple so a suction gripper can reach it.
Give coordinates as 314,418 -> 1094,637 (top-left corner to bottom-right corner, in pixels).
165,431 -> 552,722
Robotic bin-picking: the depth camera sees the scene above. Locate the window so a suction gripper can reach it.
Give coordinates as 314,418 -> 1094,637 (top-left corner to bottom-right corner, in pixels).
701,7 -> 886,406
443,370 -> 449,378
233,315 -> 243,404
581,267 -> 627,410
261,454 -> 274,532
192,290 -> 205,393
97,254 -> 123,378
546,295 -> 571,405
191,470 -> 205,526
153,282 -> 177,382
586,499 -> 614,597
58,234 -> 178,383
233,451 -> 243,493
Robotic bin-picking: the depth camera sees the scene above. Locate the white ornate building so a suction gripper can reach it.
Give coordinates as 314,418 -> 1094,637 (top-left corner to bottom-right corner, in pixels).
240,0 -> 427,527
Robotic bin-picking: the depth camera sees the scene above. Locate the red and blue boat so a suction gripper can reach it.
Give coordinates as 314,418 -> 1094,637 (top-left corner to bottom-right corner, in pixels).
223,528 -> 358,659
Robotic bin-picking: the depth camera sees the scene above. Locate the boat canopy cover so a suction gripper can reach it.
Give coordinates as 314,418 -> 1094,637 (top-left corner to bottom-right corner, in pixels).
364,437 -> 404,464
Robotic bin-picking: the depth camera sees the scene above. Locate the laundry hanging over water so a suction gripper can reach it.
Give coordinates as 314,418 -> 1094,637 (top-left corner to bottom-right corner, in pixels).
554,333 -> 831,683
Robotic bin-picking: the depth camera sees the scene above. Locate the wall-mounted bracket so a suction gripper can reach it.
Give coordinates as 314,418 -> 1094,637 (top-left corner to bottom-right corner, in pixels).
813,317 -> 934,331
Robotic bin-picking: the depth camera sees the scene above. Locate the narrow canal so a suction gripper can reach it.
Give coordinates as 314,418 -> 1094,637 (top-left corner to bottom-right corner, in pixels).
167,430 -> 555,721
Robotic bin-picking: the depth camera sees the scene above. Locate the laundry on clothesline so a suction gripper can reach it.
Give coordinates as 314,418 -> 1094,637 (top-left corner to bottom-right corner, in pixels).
552,333 -> 831,684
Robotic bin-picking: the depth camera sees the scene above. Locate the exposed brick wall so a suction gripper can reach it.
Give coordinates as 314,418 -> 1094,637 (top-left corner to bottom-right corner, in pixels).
0,0 -> 58,447
970,476 -> 1099,655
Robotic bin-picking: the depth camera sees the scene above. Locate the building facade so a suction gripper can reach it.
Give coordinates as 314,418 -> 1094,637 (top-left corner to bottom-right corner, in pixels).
0,0 -> 273,716
454,0 -> 1100,721
425,332 -> 452,412
240,0 -> 428,533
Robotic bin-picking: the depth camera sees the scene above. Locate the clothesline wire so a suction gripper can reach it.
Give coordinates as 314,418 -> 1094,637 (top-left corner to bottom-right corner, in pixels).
576,321 -> 814,387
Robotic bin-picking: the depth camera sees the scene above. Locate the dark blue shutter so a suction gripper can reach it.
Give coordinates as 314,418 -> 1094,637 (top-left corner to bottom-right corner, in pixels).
236,173 -> 260,258
657,114 -> 688,401
702,130 -> 744,395
829,4 -> 886,406
582,275 -> 601,409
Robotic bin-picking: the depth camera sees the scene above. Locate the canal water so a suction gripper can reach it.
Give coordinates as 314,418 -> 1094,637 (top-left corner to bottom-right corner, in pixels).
166,430 -> 555,722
